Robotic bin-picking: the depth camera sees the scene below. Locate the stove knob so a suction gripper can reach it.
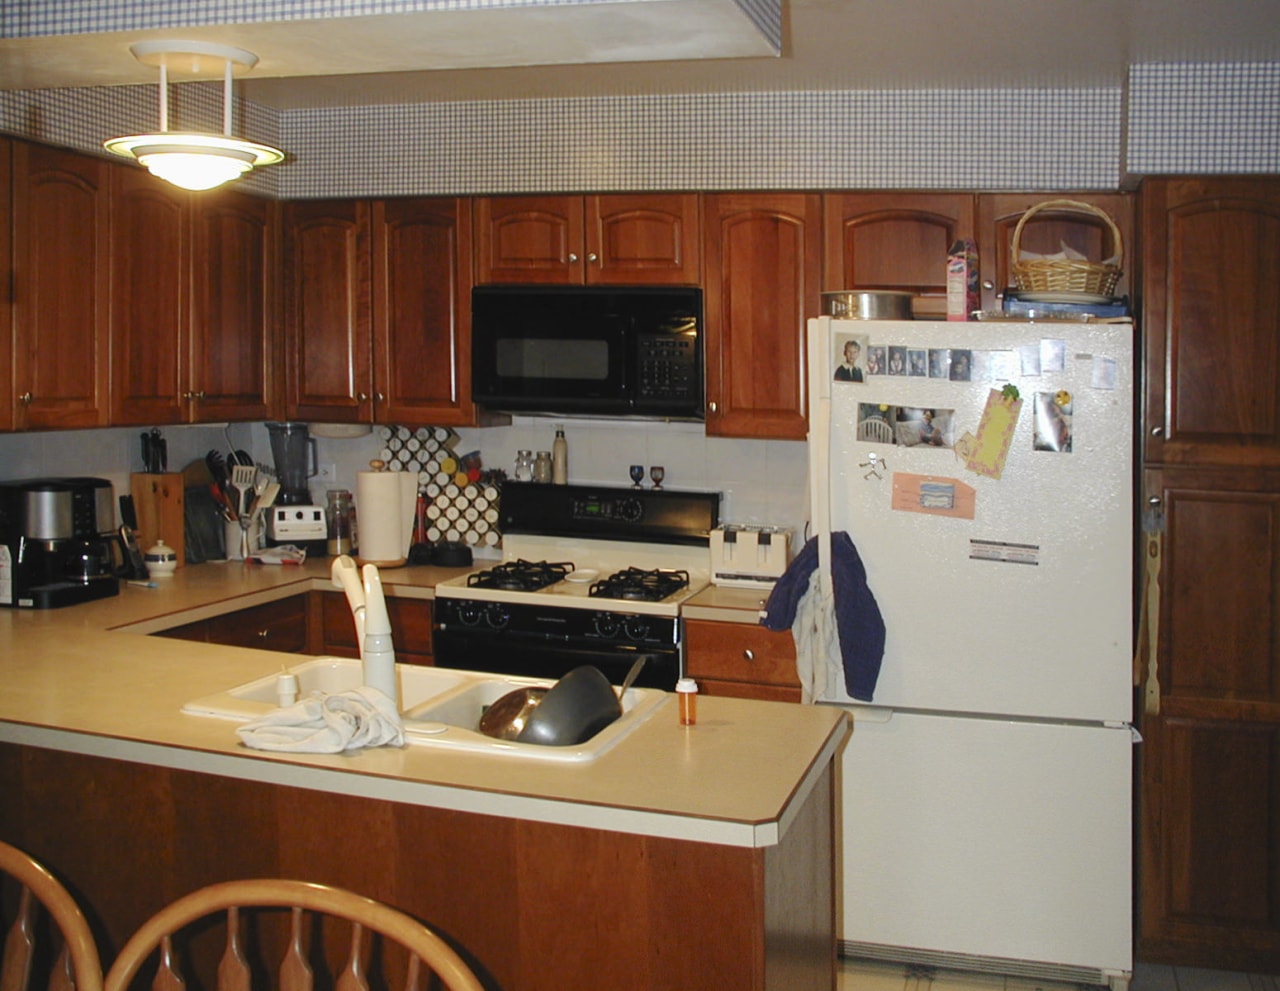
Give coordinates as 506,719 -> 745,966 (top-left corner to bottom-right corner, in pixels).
593,613 -> 620,639
484,603 -> 510,629
616,498 -> 643,523
623,617 -> 651,642
456,602 -> 483,626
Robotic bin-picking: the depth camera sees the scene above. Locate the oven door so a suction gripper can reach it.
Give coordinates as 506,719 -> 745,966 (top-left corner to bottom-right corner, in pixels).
433,626 -> 680,691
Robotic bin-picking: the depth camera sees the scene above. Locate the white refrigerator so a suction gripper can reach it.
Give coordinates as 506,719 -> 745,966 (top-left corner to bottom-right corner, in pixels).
802,317 -> 1135,990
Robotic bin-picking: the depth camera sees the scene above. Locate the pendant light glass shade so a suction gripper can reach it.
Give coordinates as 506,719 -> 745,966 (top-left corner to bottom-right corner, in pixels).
104,41 -> 284,192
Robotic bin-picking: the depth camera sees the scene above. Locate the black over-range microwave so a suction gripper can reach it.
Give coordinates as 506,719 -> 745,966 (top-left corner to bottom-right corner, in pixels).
470,286 -> 704,420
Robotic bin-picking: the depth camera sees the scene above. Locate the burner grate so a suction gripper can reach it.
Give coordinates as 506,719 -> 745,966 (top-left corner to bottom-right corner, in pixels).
589,567 -> 690,602
467,559 -> 574,593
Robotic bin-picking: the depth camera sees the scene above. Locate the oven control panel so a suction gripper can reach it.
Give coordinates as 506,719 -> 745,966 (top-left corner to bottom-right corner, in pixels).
501,482 -> 720,546
570,494 -> 643,524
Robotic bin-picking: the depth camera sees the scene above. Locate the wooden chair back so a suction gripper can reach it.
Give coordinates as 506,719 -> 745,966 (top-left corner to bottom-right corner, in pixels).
102,880 -> 485,991
0,840 -> 104,991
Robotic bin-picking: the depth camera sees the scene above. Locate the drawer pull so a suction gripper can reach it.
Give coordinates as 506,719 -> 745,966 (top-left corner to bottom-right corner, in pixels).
258,629 -> 270,639
743,649 -> 755,662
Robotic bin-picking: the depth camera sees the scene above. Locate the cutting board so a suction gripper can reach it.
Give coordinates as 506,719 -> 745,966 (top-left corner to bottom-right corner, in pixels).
130,472 -> 186,568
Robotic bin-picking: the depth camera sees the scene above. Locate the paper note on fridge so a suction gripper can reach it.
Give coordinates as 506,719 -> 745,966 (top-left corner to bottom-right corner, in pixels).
966,390 -> 1022,479
891,473 -> 976,520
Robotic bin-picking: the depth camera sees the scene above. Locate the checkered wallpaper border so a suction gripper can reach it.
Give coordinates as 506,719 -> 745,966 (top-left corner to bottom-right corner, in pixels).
1,0 -> 645,37
1128,62 -> 1280,173
1,63 -> 1275,198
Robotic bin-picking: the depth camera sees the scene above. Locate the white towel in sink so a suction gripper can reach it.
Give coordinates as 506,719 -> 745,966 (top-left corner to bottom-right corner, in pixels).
236,686 -> 404,753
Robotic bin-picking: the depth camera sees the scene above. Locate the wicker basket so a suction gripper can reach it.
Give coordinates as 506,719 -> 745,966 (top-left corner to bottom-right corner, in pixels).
1010,199 -> 1123,297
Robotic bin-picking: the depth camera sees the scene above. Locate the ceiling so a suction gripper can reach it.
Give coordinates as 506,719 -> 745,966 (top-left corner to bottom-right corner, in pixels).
3,0 -> 1279,110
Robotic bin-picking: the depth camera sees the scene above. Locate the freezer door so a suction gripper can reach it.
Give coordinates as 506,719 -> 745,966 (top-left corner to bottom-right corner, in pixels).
840,707 -> 1132,975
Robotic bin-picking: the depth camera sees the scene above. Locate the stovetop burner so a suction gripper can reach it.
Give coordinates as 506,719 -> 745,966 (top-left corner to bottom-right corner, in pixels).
467,559 -> 574,593
589,567 -> 690,603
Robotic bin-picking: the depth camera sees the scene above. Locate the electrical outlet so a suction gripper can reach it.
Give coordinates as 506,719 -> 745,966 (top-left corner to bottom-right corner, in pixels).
316,463 -> 337,486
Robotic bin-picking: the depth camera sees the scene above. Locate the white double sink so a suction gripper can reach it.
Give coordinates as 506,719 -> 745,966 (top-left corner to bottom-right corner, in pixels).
182,657 -> 668,763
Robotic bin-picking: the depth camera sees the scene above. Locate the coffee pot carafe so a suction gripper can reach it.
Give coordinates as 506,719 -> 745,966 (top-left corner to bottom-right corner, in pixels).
265,422 -> 318,506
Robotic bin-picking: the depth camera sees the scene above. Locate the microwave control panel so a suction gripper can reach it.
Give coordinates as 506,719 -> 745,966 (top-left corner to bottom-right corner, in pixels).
636,328 -> 699,401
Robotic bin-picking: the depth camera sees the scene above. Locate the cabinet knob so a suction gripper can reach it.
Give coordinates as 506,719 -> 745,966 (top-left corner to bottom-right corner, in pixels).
982,280 -> 995,291
1150,426 -> 1164,437
743,649 -> 755,662
376,392 -> 385,402
357,392 -> 369,402
587,252 -> 599,263
19,391 -> 32,405
708,401 -> 718,414
257,629 -> 270,639
568,252 -> 579,264
1147,496 -> 1163,507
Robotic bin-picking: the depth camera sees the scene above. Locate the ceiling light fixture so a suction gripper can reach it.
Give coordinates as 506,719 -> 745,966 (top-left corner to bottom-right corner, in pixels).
104,40 -> 284,192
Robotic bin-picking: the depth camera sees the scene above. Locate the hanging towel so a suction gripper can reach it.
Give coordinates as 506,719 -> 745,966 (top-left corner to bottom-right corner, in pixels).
237,686 -> 405,753
761,532 -> 886,702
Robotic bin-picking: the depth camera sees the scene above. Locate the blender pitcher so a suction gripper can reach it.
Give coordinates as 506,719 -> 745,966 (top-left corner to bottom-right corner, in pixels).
265,422 -> 317,505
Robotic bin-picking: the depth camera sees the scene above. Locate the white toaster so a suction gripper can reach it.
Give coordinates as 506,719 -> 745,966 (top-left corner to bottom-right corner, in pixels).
709,525 -> 793,589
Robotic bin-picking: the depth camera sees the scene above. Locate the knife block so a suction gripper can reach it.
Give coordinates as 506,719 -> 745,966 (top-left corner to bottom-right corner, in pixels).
130,472 -> 186,569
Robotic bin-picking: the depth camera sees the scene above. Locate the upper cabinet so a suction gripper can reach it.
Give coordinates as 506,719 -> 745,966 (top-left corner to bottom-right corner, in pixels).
976,193 -> 1133,312
284,197 -> 480,426
475,194 -> 700,285
0,139 -> 11,432
372,198 -> 477,427
823,193 -> 976,318
702,192 -> 821,439
189,188 -> 278,422
11,141 -> 111,430
110,169 -> 278,425
1141,177 -> 1280,468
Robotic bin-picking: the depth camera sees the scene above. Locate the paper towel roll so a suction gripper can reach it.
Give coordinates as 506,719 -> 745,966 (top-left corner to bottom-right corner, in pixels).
356,469 -> 418,567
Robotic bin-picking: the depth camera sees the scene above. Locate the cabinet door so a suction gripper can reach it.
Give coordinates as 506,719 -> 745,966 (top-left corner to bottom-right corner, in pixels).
316,590 -> 434,665
586,194 -> 700,284
702,192 -> 820,439
0,139 -> 11,432
284,200 -> 373,422
109,164 -> 190,426
823,192 -> 975,319
685,618 -> 801,702
1137,466 -> 1280,970
976,193 -> 1133,311
207,595 -> 310,653
474,195 -> 583,284
191,189 -> 278,422
11,141 -> 111,429
1141,177 -> 1280,467
373,198 -> 476,426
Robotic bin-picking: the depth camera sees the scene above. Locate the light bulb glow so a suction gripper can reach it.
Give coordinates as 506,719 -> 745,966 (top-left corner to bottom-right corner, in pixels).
104,133 -> 284,191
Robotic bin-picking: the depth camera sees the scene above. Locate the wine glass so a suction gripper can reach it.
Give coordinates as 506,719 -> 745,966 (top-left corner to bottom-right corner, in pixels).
629,465 -> 645,488
649,466 -> 665,490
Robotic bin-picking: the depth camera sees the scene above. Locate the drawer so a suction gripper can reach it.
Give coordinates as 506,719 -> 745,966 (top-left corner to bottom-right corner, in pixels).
685,619 -> 799,690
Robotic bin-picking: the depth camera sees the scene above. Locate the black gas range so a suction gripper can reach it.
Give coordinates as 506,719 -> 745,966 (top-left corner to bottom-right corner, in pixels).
433,482 -> 719,690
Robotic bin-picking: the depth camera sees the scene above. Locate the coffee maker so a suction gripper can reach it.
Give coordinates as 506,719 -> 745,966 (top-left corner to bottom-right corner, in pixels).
0,478 -> 121,609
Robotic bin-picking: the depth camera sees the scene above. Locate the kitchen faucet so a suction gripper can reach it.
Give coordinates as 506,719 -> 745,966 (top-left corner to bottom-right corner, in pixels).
330,555 -> 399,708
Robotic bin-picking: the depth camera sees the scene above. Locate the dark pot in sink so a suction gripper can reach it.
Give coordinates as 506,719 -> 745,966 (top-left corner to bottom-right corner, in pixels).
516,665 -> 623,747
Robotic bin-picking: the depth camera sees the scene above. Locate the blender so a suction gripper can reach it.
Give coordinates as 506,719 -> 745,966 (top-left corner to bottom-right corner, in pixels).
265,422 -> 317,506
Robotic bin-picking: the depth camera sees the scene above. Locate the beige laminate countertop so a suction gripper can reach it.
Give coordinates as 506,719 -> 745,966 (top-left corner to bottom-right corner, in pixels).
0,561 -> 847,849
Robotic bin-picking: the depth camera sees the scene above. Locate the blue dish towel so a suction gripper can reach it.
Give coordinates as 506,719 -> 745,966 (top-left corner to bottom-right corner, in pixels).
761,532 -> 886,702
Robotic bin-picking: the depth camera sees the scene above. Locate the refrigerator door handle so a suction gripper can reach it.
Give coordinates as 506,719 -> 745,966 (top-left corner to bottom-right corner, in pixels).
848,705 -> 895,724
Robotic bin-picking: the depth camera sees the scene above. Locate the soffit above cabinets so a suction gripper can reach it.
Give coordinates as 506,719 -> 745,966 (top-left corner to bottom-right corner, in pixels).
1,0 -> 1279,109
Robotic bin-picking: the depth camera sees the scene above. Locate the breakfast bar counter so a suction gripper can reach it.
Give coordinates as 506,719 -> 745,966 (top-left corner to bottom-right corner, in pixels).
0,562 -> 848,991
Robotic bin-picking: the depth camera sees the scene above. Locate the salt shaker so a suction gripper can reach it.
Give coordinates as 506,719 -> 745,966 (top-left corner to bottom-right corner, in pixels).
513,450 -> 534,482
534,451 -> 553,484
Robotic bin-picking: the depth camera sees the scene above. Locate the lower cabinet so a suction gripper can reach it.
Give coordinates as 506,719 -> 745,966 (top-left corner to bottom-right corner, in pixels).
684,618 -> 800,702
314,590 -> 434,665
157,595 -> 310,654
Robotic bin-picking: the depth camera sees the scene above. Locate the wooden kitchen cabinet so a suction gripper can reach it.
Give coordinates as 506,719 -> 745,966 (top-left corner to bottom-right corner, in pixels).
1137,176 -> 1280,972
1137,465 -> 1280,971
976,192 -> 1133,312
314,590 -> 434,665
157,595 -> 310,653
1140,177 -> 1280,468
110,169 -> 278,425
701,192 -> 820,439
284,197 -> 480,426
685,618 -> 801,702
0,139 -> 11,432
10,140 -> 111,430
823,192 -> 976,318
474,193 -> 700,285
